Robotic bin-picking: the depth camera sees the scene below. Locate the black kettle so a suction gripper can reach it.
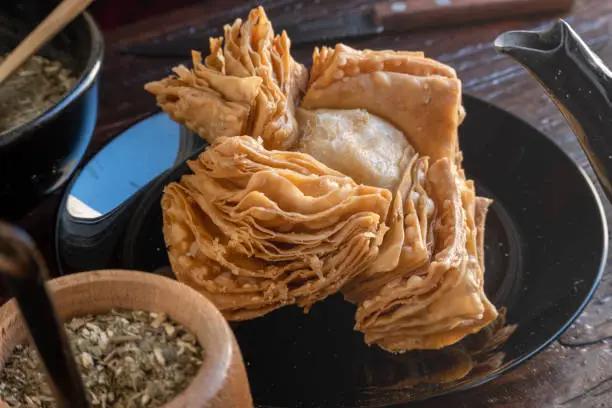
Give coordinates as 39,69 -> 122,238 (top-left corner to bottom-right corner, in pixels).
495,20 -> 612,203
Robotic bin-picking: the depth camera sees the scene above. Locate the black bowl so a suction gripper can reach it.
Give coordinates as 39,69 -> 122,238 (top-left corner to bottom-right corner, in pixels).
0,1 -> 103,220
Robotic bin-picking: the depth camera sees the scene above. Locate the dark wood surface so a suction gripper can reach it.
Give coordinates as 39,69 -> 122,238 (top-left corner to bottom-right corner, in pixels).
18,0 -> 612,406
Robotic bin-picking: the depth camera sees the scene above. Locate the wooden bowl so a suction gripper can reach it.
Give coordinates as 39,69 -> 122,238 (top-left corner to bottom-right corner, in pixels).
0,269 -> 253,408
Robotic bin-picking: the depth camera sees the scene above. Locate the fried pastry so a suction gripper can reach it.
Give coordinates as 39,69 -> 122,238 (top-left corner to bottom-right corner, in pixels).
343,154 -> 435,302
144,53 -> 261,141
302,44 -> 464,163
297,108 -> 435,295
145,7 -> 307,149
162,136 -> 392,320
150,5 -> 502,354
353,160 -> 497,352
298,45 -> 497,351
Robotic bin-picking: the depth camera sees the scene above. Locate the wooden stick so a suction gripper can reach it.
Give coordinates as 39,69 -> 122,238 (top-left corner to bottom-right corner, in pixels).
0,0 -> 94,86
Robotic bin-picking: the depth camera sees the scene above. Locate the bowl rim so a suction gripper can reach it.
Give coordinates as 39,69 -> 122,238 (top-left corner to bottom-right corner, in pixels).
0,11 -> 104,147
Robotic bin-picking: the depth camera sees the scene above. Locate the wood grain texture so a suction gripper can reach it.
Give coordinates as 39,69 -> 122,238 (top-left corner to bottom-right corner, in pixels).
372,0 -> 575,31
15,0 -> 612,406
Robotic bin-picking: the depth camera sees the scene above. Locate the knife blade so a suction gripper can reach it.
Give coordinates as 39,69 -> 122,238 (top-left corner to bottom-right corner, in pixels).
120,0 -> 575,58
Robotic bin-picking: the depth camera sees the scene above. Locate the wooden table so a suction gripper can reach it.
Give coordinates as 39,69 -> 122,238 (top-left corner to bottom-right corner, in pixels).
18,0 -> 612,406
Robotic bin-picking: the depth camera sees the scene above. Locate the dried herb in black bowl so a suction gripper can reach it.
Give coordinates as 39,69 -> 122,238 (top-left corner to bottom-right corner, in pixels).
0,55 -> 77,134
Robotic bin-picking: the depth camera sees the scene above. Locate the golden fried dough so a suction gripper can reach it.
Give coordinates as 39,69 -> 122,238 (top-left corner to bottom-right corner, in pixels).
343,154 -> 434,302
146,7 -> 307,149
162,136 -> 392,320
353,160 -> 497,351
145,53 -> 261,142
302,44 -> 464,163
151,5 -> 501,354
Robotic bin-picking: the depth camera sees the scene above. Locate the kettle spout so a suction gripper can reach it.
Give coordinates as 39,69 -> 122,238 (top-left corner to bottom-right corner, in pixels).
494,19 -> 566,57
495,20 -> 612,203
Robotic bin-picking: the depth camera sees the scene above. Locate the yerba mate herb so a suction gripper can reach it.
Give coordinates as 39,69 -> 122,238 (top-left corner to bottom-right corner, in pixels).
0,309 -> 204,408
0,55 -> 77,134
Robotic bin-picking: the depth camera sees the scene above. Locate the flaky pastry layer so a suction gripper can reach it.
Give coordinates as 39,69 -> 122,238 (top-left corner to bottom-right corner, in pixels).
162,136 -> 391,320
146,7 -> 307,150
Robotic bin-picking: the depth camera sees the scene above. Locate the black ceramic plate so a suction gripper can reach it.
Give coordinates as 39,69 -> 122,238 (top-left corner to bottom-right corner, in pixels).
56,95 -> 607,407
